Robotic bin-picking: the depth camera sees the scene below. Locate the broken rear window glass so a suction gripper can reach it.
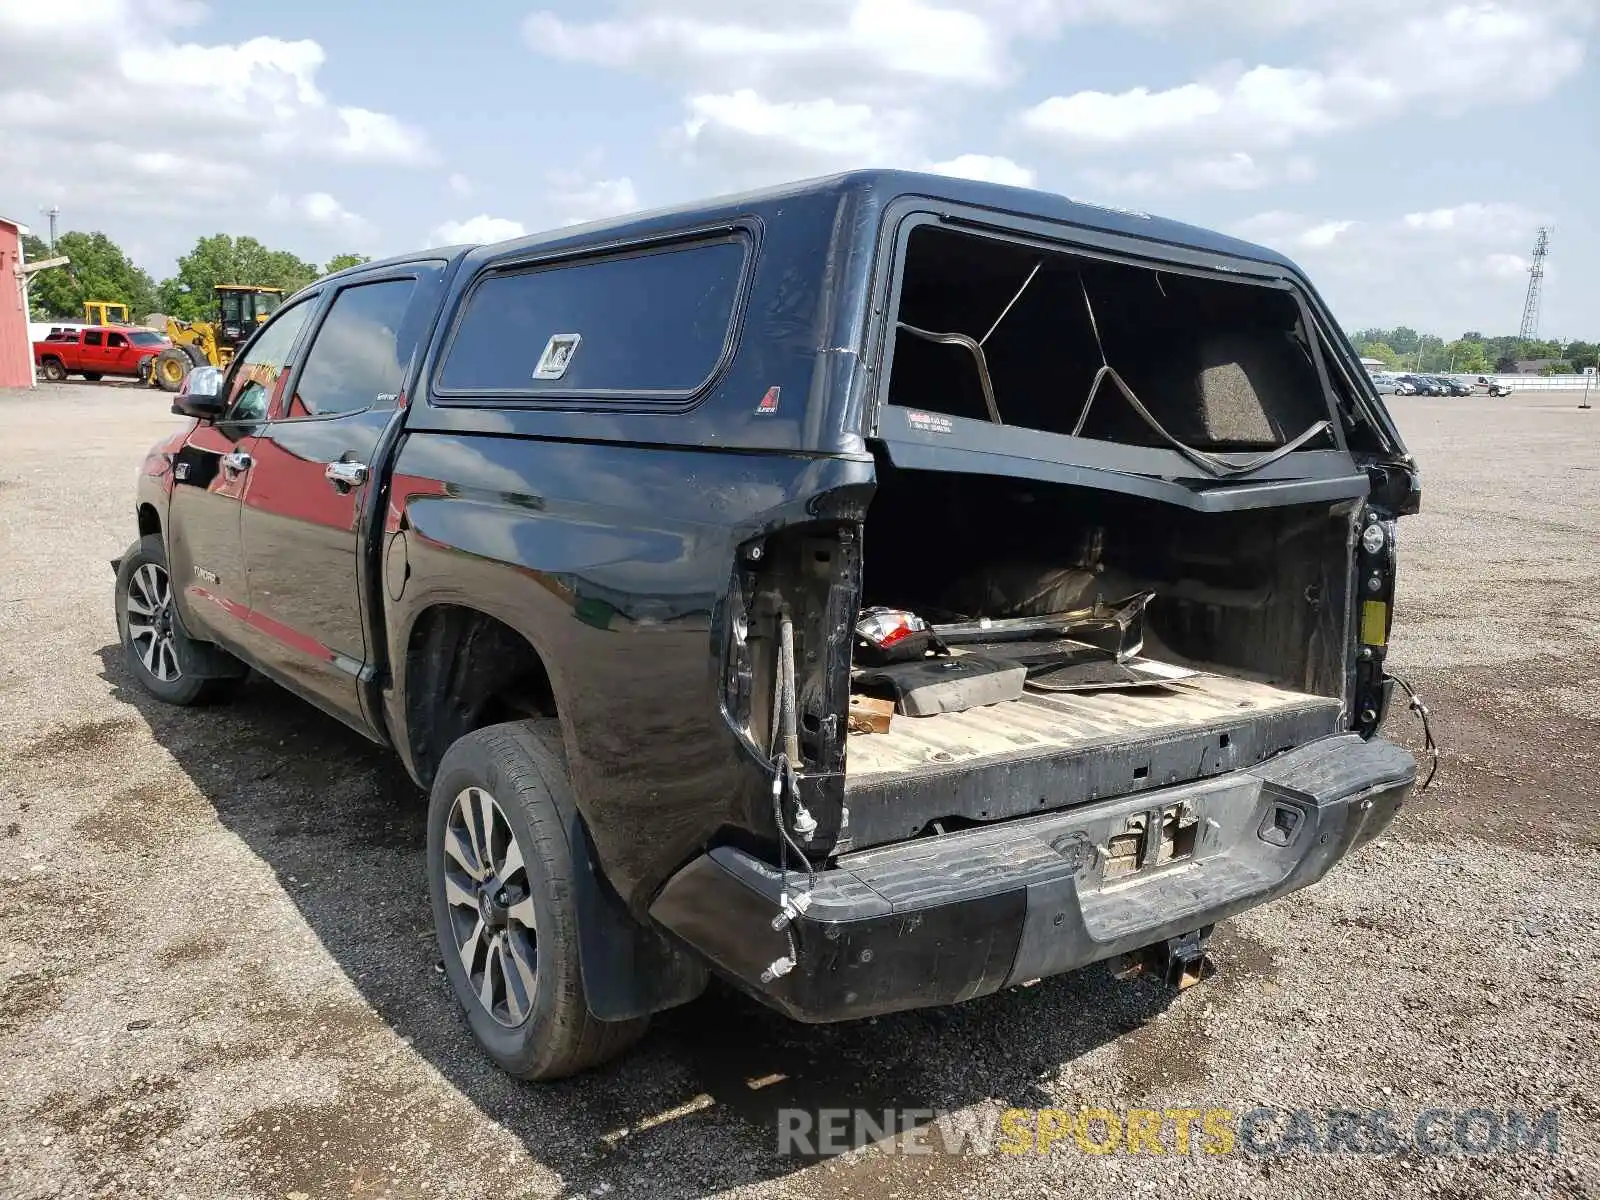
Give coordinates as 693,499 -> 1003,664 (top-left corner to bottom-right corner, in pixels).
886,226 -> 1335,466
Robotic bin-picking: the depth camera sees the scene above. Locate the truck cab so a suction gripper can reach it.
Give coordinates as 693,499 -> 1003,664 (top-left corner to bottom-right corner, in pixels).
116,171 -> 1420,1080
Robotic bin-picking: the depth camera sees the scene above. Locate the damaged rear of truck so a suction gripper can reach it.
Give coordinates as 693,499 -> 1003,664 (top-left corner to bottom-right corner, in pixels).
636,179 -> 1421,1022
379,171 -> 1421,1075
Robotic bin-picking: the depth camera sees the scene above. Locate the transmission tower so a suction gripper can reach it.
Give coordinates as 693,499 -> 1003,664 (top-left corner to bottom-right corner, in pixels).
1518,227 -> 1550,341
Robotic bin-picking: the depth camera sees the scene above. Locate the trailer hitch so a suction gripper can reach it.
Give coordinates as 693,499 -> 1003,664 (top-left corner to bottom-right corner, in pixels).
1112,926 -> 1217,991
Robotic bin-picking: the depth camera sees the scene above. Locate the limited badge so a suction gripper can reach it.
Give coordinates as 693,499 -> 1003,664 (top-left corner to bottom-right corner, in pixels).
533,333 -> 582,380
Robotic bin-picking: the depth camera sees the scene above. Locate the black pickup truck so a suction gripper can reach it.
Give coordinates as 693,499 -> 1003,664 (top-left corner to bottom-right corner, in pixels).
116,170 -> 1420,1079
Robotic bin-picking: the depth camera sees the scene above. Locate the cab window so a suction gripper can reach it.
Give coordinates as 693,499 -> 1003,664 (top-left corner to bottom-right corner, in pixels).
108,332 -> 128,348
223,299 -> 316,424
84,330 -> 104,347
284,280 -> 418,419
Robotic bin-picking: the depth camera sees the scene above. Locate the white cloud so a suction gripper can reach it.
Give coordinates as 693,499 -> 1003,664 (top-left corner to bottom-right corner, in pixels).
447,172 -> 475,198
680,90 -> 915,179
526,0 -> 1017,185
328,107 -> 431,164
0,0 -> 427,249
926,154 -> 1037,187
545,171 -> 641,226
429,214 -> 528,246
1079,152 -> 1316,196
1230,202 -> 1548,332
296,192 -> 376,241
525,0 -> 1008,97
1020,3 -> 1587,153
426,160 -> 643,244
1402,202 -> 1534,234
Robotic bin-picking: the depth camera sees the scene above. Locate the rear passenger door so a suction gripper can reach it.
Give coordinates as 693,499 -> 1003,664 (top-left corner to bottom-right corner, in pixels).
80,329 -> 107,373
237,266 -> 443,731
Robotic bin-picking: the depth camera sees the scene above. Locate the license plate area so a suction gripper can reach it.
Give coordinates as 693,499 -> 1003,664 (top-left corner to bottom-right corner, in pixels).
1100,800 -> 1202,882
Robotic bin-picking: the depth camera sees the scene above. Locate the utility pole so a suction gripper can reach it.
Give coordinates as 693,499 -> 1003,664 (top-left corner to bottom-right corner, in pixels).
1518,227 -> 1550,342
39,205 -> 59,251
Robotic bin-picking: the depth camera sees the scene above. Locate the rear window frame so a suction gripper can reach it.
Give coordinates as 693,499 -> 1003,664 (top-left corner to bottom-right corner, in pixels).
430,223 -> 758,412
868,210 -> 1350,457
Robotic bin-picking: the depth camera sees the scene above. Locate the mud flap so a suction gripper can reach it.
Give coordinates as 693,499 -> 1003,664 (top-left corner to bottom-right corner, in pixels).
563,799 -> 709,1021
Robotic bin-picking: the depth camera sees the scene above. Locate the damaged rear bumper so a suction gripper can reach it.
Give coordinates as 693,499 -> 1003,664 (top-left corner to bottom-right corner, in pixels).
649,733 -> 1414,1022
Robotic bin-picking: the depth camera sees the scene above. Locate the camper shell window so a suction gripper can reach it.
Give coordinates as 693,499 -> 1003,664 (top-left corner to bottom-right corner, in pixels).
881,224 -> 1341,469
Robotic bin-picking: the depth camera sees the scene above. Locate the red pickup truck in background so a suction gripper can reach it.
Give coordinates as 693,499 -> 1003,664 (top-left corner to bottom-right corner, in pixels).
34,326 -> 171,383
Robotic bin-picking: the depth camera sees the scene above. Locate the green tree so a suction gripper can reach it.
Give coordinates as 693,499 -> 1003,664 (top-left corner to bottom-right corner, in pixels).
20,231 -> 155,320
1560,341 -> 1597,371
156,234 -> 321,321
1411,334 -> 1447,371
1442,339 -> 1489,373
1518,339 -> 1562,361
324,253 -> 371,274
1539,361 -> 1574,376
1387,327 -> 1421,355
1356,340 -> 1400,369
1494,352 -> 1519,373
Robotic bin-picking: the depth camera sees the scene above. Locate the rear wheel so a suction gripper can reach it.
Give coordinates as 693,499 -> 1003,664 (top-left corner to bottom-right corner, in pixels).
428,720 -> 648,1079
114,536 -> 243,705
152,348 -> 190,393
40,357 -> 67,382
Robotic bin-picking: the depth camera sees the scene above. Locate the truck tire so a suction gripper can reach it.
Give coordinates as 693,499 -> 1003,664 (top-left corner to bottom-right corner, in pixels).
114,536 -> 244,706
180,343 -> 208,367
82,372 -> 103,382
40,357 -> 67,382
427,720 -> 648,1079
152,349 -> 190,393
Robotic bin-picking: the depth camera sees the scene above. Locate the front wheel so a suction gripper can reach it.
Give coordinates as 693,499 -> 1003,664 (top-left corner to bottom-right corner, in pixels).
152,348 -> 190,393
114,536 -> 243,705
428,720 -> 648,1079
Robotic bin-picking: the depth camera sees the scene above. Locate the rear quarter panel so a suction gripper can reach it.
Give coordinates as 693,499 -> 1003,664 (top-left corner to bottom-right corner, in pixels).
384,433 -> 872,908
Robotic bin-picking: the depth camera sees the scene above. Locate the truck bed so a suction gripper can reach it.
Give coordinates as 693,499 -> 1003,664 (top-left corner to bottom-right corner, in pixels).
840,673 -> 1344,851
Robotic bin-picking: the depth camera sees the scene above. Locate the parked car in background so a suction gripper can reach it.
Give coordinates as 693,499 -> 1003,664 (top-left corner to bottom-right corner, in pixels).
1475,376 -> 1513,397
1397,374 -> 1444,396
1370,373 -> 1408,395
33,326 -> 172,383
1437,378 -> 1472,397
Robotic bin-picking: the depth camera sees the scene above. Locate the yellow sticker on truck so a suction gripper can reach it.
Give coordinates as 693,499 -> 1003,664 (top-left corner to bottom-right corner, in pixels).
1361,600 -> 1389,646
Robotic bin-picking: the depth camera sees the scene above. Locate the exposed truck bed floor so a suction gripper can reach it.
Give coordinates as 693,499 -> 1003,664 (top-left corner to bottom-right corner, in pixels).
839,672 -> 1344,851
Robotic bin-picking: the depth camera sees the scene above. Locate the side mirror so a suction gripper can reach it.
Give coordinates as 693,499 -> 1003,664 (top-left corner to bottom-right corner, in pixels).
171,366 -> 226,419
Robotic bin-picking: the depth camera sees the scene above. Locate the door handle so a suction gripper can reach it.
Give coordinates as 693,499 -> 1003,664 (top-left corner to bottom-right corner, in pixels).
325,460 -> 369,490
220,450 -> 252,475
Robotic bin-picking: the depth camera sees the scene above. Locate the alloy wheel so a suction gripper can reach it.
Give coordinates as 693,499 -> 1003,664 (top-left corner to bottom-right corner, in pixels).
125,563 -> 181,683
442,786 -> 539,1026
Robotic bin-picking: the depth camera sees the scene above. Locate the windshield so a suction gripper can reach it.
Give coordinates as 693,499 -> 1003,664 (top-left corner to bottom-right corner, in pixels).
130,331 -> 166,347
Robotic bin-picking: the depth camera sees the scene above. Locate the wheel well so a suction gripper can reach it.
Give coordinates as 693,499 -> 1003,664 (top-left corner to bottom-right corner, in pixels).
137,503 -> 161,539
403,605 -> 558,786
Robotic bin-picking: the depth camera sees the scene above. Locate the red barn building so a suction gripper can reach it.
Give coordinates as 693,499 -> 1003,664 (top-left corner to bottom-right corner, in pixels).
1,216 -> 35,387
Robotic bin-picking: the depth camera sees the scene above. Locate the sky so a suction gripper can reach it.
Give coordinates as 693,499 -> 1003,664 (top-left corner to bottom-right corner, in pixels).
1,0 -> 1595,339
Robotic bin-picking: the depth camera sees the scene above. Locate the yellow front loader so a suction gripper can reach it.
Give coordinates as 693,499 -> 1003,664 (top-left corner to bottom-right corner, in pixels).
143,284 -> 285,391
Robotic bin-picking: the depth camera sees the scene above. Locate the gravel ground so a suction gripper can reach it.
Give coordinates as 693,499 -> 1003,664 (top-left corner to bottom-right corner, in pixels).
1,380 -> 1596,1199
